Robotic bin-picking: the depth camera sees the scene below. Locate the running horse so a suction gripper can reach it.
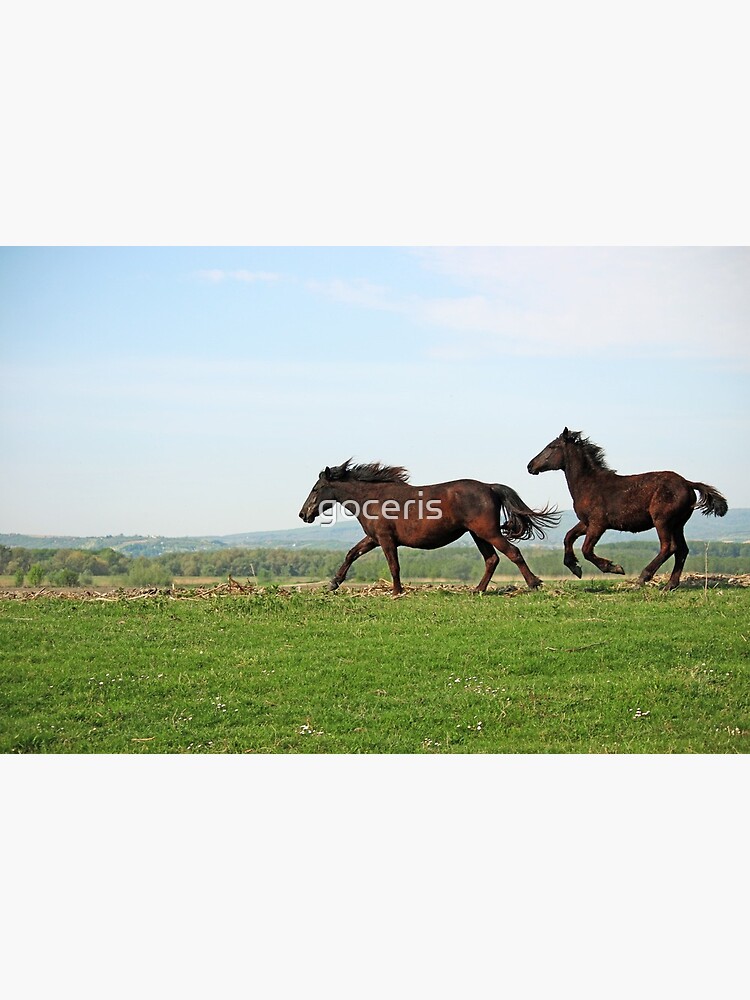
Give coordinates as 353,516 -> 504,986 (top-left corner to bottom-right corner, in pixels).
299,460 -> 560,595
527,428 -> 728,590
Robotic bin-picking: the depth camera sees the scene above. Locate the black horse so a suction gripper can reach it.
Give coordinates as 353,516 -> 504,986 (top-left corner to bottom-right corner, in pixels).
299,460 -> 559,595
528,428 -> 728,589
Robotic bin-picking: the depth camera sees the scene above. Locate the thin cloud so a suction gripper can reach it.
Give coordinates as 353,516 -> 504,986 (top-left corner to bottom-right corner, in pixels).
195,269 -> 280,283
416,247 -> 750,361
307,248 -> 750,363
305,277 -> 398,311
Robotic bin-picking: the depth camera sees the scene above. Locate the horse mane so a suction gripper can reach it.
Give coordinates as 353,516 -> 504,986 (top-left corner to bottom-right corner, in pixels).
324,459 -> 411,484
566,431 -> 615,473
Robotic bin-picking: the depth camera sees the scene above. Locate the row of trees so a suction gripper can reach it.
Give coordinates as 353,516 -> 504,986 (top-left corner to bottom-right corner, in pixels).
0,546 -> 131,587
136,540 -> 750,582
3,541 -> 750,587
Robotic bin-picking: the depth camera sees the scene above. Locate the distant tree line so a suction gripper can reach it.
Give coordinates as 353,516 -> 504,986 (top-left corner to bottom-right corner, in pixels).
2,541 -> 749,587
0,546 -> 131,587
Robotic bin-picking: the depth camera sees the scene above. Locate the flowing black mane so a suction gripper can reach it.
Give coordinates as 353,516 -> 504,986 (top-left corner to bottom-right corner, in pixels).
567,432 -> 615,473
324,459 -> 411,484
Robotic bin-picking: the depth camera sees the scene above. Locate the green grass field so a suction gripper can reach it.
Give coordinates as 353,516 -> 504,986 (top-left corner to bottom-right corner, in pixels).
1,580 -> 748,753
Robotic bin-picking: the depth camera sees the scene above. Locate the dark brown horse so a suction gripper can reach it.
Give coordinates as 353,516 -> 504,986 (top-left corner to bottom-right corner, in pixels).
299,460 -> 559,595
527,428 -> 728,589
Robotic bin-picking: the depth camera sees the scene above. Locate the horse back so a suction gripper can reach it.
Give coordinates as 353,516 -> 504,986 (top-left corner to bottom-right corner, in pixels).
354,478 -> 499,549
573,470 -> 698,531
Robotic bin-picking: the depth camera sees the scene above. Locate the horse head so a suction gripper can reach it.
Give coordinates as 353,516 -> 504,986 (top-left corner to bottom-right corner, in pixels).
527,428 -> 577,475
299,462 -> 349,524
298,466 -> 338,523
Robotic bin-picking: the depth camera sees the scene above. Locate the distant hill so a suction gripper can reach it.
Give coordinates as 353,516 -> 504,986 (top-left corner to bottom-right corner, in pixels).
3,508 -> 750,556
0,533 -> 229,557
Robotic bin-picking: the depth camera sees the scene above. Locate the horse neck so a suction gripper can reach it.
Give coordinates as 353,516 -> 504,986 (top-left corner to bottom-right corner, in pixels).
562,445 -> 607,499
330,479 -> 383,504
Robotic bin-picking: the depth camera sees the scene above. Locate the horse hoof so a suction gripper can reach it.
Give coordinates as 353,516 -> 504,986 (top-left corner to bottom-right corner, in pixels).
568,565 -> 583,579
328,580 -> 340,592
613,564 -> 625,575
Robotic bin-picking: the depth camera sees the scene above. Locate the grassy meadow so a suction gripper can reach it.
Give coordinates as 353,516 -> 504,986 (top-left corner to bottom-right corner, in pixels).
1,578 -> 748,754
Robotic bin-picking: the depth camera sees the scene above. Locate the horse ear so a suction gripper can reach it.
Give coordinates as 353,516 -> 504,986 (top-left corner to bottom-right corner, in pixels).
323,466 -> 331,480
562,427 -> 570,439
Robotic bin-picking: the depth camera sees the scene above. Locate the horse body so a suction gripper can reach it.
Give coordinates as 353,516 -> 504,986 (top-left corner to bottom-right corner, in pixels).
299,460 -> 559,595
527,428 -> 728,589
567,467 -> 698,533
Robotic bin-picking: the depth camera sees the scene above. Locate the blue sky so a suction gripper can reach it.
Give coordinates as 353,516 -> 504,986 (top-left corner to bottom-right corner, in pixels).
1,246 -> 748,536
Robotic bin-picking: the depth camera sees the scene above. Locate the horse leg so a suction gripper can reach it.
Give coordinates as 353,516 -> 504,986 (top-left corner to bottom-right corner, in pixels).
379,534 -> 404,597
563,521 -> 587,578
667,527 -> 689,590
469,531 -> 500,593
329,536 -> 378,591
581,527 -> 625,575
483,532 -> 542,590
638,522 -> 680,587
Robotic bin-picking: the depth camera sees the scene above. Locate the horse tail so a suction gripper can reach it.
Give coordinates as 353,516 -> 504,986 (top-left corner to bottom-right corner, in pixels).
491,484 -> 561,541
690,482 -> 728,517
